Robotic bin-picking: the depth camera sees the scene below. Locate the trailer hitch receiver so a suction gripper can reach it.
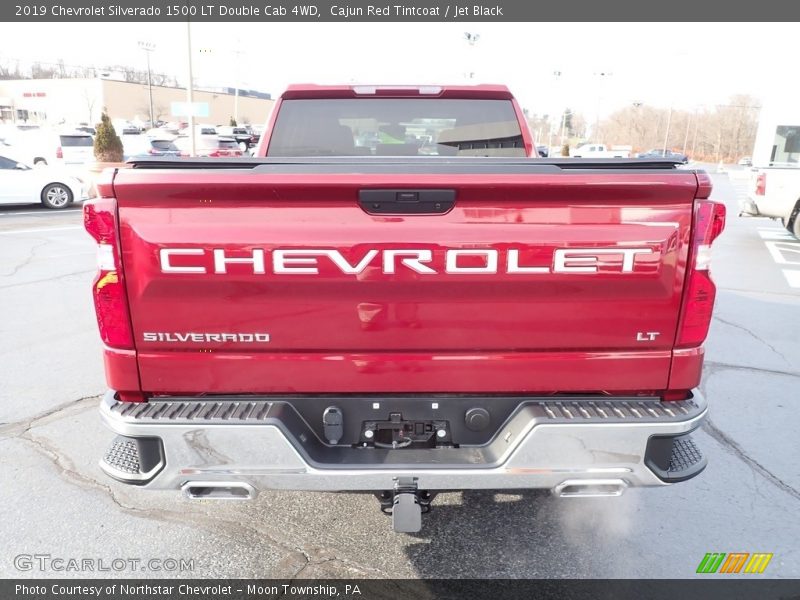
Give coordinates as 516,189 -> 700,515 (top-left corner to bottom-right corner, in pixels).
375,477 -> 436,533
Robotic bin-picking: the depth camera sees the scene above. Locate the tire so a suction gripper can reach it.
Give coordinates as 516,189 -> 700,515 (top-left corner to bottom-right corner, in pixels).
792,216 -> 800,241
238,141 -> 248,152
41,183 -> 73,209
33,158 -> 47,168
788,200 -> 800,240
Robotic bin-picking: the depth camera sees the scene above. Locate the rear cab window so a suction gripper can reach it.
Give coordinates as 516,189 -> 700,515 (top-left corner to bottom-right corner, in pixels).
151,140 -> 179,151
59,135 -> 93,147
267,98 -> 525,157
218,138 -> 239,149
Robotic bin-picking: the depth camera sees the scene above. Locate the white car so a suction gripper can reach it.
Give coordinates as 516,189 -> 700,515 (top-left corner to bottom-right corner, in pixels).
3,130 -> 95,167
0,155 -> 85,209
570,143 -> 630,158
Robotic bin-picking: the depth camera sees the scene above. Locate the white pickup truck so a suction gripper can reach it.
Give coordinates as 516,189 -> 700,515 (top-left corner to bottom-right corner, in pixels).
570,143 -> 630,158
742,167 -> 800,238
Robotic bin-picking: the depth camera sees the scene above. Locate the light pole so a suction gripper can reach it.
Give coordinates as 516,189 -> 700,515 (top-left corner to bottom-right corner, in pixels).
549,70 -> 562,152
463,32 -> 480,80
232,39 -> 243,124
137,41 -> 156,127
593,71 -> 612,141
185,23 -> 196,157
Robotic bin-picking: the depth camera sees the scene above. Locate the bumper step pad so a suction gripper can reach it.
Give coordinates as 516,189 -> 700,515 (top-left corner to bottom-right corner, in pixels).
99,435 -> 165,484
668,436 -> 705,475
646,433 -> 707,483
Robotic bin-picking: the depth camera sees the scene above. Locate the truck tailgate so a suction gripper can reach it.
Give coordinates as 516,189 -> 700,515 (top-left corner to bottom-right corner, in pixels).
112,164 -> 699,394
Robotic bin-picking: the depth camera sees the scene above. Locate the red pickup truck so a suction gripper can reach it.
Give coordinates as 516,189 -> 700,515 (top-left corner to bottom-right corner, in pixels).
86,85 -> 725,532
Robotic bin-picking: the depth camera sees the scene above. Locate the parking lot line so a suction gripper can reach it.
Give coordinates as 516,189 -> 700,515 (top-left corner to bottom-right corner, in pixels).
0,226 -> 82,236
764,241 -> 800,265
0,209 -> 82,217
758,229 -> 795,240
782,270 -> 800,288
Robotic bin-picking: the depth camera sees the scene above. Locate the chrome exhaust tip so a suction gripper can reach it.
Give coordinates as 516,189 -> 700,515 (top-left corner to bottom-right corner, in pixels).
553,479 -> 627,498
181,481 -> 256,500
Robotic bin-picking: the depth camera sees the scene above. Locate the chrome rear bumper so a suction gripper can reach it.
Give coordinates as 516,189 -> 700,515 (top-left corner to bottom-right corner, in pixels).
99,390 -> 707,493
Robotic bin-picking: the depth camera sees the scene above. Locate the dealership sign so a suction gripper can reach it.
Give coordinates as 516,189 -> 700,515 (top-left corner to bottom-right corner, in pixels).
170,101 -> 209,117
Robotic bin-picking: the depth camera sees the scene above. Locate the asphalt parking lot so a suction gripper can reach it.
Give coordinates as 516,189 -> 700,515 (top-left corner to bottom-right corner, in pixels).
1,169 -> 798,579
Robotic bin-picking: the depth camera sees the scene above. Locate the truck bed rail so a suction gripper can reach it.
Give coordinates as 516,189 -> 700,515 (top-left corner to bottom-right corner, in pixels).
127,156 -> 687,172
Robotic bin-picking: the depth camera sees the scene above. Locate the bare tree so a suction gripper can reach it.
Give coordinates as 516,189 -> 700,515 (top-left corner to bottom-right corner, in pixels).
81,88 -> 97,125
596,95 -> 760,160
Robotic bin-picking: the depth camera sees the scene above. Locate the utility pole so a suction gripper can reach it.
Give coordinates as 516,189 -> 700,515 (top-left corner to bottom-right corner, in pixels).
683,107 -> 697,155
662,105 -> 673,154
691,108 -> 700,157
138,41 -> 156,127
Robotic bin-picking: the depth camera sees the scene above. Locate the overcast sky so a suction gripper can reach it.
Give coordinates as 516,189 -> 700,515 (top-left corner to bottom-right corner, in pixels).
0,22 -> 794,120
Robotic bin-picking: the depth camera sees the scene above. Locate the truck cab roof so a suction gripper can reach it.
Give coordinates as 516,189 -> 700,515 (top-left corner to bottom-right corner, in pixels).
280,84 -> 515,100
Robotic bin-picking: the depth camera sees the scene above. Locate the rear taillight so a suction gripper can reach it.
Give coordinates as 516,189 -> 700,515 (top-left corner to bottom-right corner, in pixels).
208,150 -> 220,157
56,146 -> 63,159
83,197 -> 134,349
676,191 -> 726,349
755,172 -> 766,196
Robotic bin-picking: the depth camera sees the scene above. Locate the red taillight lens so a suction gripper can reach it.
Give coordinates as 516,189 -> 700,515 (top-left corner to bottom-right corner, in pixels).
677,267 -> 717,347
83,198 -> 134,349
755,172 -> 766,196
676,197 -> 726,348
56,146 -> 63,159
208,150 -> 220,157
83,198 -> 116,244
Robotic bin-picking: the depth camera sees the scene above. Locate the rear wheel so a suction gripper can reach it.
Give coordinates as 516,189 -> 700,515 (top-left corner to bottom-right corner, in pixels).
33,158 -> 47,168
41,183 -> 73,209
788,200 -> 800,240
792,216 -> 800,240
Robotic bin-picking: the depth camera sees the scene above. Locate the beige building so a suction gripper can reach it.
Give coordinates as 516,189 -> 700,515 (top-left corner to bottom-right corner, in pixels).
0,78 -> 275,128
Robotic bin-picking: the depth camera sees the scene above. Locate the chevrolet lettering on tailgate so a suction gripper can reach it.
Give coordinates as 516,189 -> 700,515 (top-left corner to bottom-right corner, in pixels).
159,247 -> 655,275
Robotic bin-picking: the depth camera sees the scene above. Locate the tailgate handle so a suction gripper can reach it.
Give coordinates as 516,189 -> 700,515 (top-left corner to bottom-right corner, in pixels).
359,189 -> 455,215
